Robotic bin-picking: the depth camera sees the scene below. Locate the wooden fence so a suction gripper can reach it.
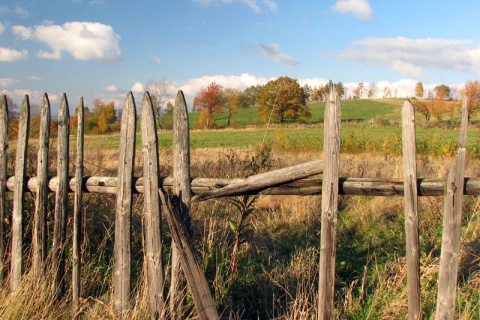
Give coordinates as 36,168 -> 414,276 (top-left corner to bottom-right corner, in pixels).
0,89 -> 474,319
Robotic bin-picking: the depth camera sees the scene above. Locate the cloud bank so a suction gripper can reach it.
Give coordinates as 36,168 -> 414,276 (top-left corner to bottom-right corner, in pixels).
333,37 -> 480,77
12,21 -> 121,61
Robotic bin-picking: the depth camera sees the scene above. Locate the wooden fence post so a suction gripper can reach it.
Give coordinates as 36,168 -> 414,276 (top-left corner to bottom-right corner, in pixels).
318,87 -> 341,320
72,97 -> 84,312
52,94 -> 70,298
401,100 -> 421,320
32,93 -> 51,283
435,97 -> 468,319
114,92 -> 136,318
0,95 -> 8,282
11,95 -> 30,291
141,92 -> 165,318
170,90 -> 191,317
159,192 -> 219,320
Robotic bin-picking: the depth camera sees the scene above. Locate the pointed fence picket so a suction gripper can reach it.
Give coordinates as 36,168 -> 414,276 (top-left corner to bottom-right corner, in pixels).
0,91 -> 473,320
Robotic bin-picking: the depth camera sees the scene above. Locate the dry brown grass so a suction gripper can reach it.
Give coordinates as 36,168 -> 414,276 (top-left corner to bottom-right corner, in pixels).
0,147 -> 478,319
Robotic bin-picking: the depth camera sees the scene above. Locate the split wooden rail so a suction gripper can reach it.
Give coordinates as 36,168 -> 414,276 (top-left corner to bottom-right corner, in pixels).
0,89 -> 472,319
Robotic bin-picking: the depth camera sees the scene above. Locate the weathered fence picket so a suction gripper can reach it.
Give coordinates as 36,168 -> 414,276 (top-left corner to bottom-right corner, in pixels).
141,92 -> 165,318
170,90 -> 192,317
72,97 -> 84,312
401,100 -> 421,320
0,91 -> 473,319
0,96 -> 7,282
318,86 -> 341,319
52,94 -> 70,298
33,94 -> 51,283
114,92 -> 136,318
435,97 -> 468,319
11,95 -> 29,291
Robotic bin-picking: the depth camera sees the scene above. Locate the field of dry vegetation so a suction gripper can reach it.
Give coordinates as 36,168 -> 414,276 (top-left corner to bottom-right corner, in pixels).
0,141 -> 478,319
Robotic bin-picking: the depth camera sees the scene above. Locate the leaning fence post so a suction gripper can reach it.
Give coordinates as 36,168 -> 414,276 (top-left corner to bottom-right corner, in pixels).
435,97 -> 468,319
170,90 -> 192,317
32,93 -> 51,283
401,100 -> 421,320
52,94 -> 70,298
317,86 -> 341,320
11,95 -> 30,291
114,92 -> 136,318
72,97 -> 84,312
141,92 -> 165,318
0,95 -> 8,283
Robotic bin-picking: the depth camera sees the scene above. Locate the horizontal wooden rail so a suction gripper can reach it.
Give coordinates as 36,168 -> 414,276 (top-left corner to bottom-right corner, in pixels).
5,175 -> 480,196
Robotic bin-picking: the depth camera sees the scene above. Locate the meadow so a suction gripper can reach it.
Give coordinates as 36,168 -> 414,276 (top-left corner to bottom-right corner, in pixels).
0,98 -> 478,319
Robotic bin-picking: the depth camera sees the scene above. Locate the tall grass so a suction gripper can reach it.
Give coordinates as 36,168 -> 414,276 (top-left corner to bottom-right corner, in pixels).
0,145 -> 478,319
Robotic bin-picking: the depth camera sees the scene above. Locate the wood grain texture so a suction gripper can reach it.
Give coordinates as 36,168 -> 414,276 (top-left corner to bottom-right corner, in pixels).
114,92 -> 136,318
11,95 -> 30,291
402,100 -> 421,320
318,86 -> 341,320
0,96 -> 8,282
52,94 -> 70,298
141,92 -> 165,319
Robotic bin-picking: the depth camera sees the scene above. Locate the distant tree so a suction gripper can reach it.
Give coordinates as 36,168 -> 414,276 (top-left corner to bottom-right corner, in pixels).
222,88 -> 248,126
412,100 -> 430,124
194,82 -> 223,129
310,86 -> 326,101
434,84 -> 451,100
88,99 -> 117,134
334,82 -> 346,99
256,76 -> 310,123
302,84 -> 312,101
462,80 -> 480,121
3,95 -> 19,118
383,86 -> 392,98
164,101 -> 174,116
353,82 -> 365,99
415,82 -> 424,98
243,85 -> 262,107
368,83 -> 377,98
145,78 -> 174,123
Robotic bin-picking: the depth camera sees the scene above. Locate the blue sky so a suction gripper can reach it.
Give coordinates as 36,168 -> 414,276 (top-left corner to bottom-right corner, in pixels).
1,0 -> 480,114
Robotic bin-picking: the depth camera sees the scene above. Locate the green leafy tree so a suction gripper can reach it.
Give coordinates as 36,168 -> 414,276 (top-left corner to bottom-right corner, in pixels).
256,76 -> 310,123
434,84 -> 451,100
463,80 -> 480,121
222,88 -> 249,126
243,85 -> 262,107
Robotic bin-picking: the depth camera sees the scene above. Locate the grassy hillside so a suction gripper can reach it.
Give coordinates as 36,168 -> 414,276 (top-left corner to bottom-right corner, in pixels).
186,98 -> 405,128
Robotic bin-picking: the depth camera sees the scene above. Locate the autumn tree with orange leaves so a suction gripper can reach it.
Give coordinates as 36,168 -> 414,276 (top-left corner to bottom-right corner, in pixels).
463,80 -> 480,121
193,82 -> 223,129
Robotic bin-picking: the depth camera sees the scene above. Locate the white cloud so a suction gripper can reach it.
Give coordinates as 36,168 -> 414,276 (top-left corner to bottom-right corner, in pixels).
0,47 -> 28,61
13,21 -> 121,61
104,84 -> 118,92
12,25 -> 32,39
0,78 -> 19,87
0,22 -> 5,35
192,0 -> 277,13
257,42 -> 299,66
152,56 -> 161,65
130,82 -> 144,93
333,37 -> 480,77
14,6 -> 29,18
334,0 -> 373,20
